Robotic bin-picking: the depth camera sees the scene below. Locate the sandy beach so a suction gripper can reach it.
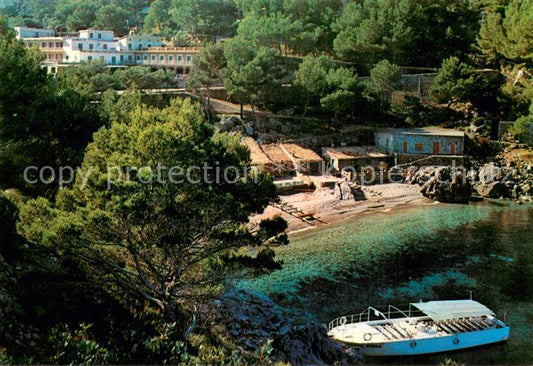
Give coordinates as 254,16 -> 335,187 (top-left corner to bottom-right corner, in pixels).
251,183 -> 434,233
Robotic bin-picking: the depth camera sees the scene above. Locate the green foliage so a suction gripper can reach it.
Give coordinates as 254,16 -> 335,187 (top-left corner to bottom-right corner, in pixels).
235,0 -> 342,54
0,192 -> 20,260
170,0 -> 238,40
99,88 -> 141,124
187,43 -> 226,104
259,214 -> 288,239
2,0 -> 147,33
142,0 -> 173,36
48,323 -> 110,365
477,0 -> 533,64
368,59 -> 401,100
144,322 -> 188,364
430,57 -> 476,103
333,0 -> 479,69
391,95 -> 464,127
0,31 -> 101,195
58,63 -> 178,95
509,97 -> 533,142
320,66 -> 361,119
430,56 -> 504,112
222,39 -> 284,111
294,54 -> 361,117
94,4 -> 131,36
293,54 -> 333,112
143,0 -> 238,40
17,99 -> 278,334
510,114 -> 532,143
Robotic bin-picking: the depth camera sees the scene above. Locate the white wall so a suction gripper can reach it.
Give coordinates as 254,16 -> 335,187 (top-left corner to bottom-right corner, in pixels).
79,30 -> 115,41
119,35 -> 164,51
15,26 -> 53,39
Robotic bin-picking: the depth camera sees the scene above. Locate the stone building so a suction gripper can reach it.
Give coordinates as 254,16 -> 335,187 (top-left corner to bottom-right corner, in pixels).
375,127 -> 465,165
322,146 -> 391,172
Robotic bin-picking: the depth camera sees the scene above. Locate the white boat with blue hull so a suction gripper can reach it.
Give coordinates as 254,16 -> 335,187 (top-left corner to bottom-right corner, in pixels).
327,300 -> 510,356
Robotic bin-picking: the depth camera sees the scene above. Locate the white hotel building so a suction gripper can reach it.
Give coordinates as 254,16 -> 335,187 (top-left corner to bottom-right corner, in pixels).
14,26 -> 199,75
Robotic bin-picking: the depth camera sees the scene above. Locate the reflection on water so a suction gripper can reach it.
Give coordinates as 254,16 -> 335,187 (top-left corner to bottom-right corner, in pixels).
237,203 -> 533,364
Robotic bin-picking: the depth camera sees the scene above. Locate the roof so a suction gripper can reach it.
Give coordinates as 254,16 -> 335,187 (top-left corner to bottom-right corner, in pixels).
241,137 -> 272,166
262,144 -> 294,164
411,300 -> 495,321
378,127 -> 464,138
322,146 -> 390,160
282,143 -> 323,163
23,37 -> 64,40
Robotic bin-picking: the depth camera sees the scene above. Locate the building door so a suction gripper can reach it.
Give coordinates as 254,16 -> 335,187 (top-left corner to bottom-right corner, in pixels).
111,56 -> 116,65
403,141 -> 408,153
450,142 -> 455,155
433,142 -> 440,155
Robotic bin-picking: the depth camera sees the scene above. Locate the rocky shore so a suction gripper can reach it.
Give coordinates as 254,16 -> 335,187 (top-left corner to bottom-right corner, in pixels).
403,145 -> 533,203
218,289 -> 361,365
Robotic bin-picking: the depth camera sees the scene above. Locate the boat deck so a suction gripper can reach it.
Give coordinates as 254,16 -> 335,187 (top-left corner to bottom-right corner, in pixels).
329,316 -> 500,345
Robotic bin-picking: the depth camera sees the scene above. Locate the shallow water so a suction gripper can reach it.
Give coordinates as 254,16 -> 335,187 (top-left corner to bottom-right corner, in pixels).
237,202 -> 533,364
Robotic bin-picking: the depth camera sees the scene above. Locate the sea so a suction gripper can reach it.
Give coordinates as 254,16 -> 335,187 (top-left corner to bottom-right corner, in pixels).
237,202 -> 533,364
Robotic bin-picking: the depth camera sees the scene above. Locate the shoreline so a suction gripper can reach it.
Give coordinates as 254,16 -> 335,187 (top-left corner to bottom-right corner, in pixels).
251,183 -> 435,235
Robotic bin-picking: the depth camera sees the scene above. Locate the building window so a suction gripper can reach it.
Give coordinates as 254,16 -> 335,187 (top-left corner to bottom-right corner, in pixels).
41,42 -> 46,48
144,55 -> 148,60
88,56 -> 92,61
136,55 -> 140,60
78,43 -> 83,50
147,43 -> 151,48
89,44 -> 94,50
103,44 -> 108,50
177,55 -> 183,62
90,32 -> 93,38
138,43 -> 143,50
112,56 -> 116,64
151,55 -> 156,61
128,43 -> 132,50
28,42 -> 33,48
415,143 -> 424,151
169,56 -> 173,62
160,55 -> 164,61
186,55 -> 192,63
48,42 -> 53,48
98,33 -> 101,39
128,55 -> 132,61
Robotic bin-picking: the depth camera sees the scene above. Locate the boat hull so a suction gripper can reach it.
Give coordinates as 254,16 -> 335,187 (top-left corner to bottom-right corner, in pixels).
344,327 -> 510,356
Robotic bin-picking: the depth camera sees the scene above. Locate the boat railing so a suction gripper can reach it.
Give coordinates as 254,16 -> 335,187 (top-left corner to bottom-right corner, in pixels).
328,306 -> 414,331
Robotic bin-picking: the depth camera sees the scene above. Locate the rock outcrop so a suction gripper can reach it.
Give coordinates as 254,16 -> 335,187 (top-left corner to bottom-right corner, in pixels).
219,289 -> 360,365
473,158 -> 532,200
222,289 -> 287,350
404,166 -> 471,203
403,146 -> 533,202
272,322 -> 362,365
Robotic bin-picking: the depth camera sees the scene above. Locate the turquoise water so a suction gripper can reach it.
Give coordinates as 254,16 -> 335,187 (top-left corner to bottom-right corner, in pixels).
237,202 -> 533,364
